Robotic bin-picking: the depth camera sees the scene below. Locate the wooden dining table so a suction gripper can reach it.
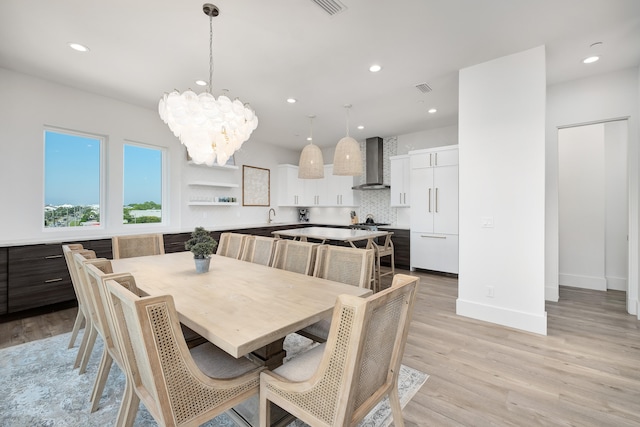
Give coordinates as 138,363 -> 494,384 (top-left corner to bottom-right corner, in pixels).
110,250 -> 371,368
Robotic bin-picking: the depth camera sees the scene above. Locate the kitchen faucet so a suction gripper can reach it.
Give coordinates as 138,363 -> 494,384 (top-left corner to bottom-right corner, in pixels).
268,208 -> 276,224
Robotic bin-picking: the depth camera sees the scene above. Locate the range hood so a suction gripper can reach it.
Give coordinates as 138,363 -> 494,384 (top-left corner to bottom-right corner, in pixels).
352,137 -> 390,190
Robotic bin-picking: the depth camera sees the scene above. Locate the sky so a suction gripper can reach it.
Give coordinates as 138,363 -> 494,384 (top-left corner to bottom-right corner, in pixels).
44,130 -> 162,206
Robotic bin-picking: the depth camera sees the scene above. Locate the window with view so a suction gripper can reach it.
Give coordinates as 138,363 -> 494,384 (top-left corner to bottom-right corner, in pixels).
44,129 -> 102,228
123,143 -> 164,225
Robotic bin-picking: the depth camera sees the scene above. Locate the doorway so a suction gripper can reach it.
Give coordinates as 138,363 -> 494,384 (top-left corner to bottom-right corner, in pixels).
558,120 -> 628,292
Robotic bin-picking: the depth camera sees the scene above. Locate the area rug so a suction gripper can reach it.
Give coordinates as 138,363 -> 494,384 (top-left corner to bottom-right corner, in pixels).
0,331 -> 427,427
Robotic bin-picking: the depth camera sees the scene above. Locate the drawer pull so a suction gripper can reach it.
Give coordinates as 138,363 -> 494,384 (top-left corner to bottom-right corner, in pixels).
420,235 -> 446,239
45,255 -> 63,259
44,278 -> 63,283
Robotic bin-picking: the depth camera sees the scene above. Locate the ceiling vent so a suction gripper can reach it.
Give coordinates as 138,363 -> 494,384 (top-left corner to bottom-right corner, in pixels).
415,82 -> 432,93
310,0 -> 347,16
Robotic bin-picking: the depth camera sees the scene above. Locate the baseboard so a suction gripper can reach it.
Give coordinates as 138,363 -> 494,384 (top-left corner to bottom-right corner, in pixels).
545,284 -> 559,302
606,276 -> 627,291
455,298 -> 547,335
559,273 -> 607,291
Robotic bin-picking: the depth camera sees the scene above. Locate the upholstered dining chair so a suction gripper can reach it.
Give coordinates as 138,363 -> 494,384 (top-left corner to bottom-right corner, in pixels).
112,233 -> 165,259
62,243 -> 91,349
104,279 -> 264,427
299,245 -> 375,342
260,273 -> 419,427
373,232 -> 395,292
216,232 -> 248,259
271,239 -> 319,275
241,235 -> 276,266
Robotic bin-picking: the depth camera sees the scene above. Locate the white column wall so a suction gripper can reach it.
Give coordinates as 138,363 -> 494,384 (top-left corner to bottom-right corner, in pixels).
457,46 -> 547,335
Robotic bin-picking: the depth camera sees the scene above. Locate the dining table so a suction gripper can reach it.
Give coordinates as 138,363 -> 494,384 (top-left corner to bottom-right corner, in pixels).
110,250 -> 370,368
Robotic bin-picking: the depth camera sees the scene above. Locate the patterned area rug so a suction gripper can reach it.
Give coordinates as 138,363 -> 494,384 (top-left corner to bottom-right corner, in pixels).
0,331 -> 427,427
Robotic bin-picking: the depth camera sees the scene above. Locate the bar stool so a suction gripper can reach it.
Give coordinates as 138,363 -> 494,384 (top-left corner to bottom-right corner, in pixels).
374,232 -> 394,293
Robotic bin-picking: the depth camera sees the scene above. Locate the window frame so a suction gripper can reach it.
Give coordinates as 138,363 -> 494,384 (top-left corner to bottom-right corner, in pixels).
122,140 -> 168,227
42,126 -> 106,231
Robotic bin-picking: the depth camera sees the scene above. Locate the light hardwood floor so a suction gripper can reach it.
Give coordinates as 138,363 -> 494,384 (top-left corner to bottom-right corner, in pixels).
1,270 -> 639,426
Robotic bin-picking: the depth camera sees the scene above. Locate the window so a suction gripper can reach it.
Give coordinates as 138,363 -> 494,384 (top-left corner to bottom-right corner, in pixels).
123,143 -> 164,224
44,129 -> 103,228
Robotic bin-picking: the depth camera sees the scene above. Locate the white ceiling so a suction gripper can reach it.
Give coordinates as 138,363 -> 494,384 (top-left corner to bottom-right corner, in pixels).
1,0 -> 639,151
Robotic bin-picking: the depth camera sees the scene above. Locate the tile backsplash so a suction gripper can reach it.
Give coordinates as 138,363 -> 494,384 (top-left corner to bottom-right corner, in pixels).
353,136 -> 398,224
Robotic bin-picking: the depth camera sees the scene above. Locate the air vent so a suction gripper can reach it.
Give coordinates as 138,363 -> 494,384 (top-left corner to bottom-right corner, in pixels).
415,83 -> 432,93
310,0 -> 347,15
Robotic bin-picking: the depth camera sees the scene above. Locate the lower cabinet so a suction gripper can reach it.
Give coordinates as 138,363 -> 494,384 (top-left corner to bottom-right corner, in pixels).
8,244 -> 75,313
410,232 -> 458,274
0,248 -> 7,315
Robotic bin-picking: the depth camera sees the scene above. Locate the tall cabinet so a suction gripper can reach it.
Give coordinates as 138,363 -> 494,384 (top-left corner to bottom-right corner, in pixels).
409,145 -> 459,274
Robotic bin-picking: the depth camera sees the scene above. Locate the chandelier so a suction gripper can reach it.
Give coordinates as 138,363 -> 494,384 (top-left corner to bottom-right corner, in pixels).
158,4 -> 258,166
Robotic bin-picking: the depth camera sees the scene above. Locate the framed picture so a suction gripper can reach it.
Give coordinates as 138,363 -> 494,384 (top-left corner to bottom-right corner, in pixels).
242,165 -> 270,206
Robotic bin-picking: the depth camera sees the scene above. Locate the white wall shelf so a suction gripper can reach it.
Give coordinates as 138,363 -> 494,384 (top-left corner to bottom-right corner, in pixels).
188,181 -> 239,188
187,202 -> 239,206
187,161 -> 239,170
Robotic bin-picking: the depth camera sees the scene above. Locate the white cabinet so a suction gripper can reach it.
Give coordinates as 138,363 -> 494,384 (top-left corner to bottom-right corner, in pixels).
325,164 -> 357,206
277,164 -> 357,207
390,155 -> 410,207
277,164 -> 304,206
303,177 -> 326,206
409,145 -> 459,273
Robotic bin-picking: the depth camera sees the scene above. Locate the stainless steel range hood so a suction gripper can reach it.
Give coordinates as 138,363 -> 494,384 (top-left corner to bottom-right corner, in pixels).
352,137 -> 390,190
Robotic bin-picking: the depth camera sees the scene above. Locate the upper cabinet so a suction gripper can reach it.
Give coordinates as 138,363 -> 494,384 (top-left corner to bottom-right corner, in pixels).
277,164 -> 304,206
390,155 -> 410,207
277,164 -> 357,207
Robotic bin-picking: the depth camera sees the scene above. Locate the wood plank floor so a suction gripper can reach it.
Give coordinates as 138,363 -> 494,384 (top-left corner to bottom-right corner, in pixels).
1,269 -> 639,426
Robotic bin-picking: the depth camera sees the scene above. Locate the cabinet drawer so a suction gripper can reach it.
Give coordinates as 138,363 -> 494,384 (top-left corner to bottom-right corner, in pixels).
410,232 -> 458,274
8,245 -> 75,313
0,247 -> 7,315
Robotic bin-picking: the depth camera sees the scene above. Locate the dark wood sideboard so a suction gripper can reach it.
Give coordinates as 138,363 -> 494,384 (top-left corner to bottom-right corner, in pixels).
0,224 -> 409,320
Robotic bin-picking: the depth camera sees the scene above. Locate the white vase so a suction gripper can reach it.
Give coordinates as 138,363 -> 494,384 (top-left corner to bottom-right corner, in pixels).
194,257 -> 211,273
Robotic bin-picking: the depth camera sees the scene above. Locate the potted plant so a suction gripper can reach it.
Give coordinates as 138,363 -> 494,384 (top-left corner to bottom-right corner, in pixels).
185,226 -> 218,273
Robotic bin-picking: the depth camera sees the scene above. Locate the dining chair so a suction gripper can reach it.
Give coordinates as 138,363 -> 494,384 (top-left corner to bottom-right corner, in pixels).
259,273 -> 419,427
62,243 -> 90,349
241,235 -> 276,266
299,245 -> 375,342
216,232 -> 248,259
112,233 -> 165,259
373,232 -> 395,292
64,248 -> 101,372
104,278 -> 264,427
271,239 -> 319,275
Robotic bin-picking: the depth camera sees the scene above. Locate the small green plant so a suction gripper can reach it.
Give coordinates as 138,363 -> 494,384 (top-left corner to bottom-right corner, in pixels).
185,227 -> 218,259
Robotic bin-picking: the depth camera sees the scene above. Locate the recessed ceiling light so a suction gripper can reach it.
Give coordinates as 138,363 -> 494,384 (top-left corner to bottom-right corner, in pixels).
428,108 -> 437,114
369,64 -> 382,73
287,98 -> 297,104
357,125 -> 364,130
68,42 -> 89,52
195,80 -> 207,86
583,56 -> 600,64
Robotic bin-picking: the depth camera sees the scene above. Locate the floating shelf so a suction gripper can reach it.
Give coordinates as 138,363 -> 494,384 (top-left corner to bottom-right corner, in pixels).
188,181 -> 239,188
187,202 -> 239,206
187,161 -> 239,170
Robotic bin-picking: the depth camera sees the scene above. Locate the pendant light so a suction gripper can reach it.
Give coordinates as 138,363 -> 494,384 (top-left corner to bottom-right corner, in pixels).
298,115 -> 324,179
158,4 -> 258,166
333,104 -> 363,176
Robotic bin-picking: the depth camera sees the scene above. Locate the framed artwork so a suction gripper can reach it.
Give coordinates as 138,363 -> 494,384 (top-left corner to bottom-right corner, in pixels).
242,165 -> 270,206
